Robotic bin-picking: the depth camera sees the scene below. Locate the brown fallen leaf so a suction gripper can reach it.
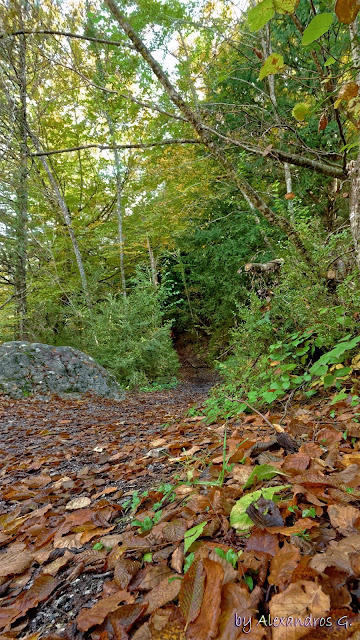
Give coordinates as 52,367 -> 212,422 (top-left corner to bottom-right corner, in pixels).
246,496 -> 284,528
0,574 -> 58,629
178,555 -> 205,630
209,549 -> 237,584
114,558 -> 141,589
269,580 -> 330,640
328,503 -> 360,534
143,574 -> 181,615
245,528 -> 279,556
0,543 -> 33,577
268,542 -> 301,590
148,605 -> 186,639
65,496 -> 91,510
214,583 -> 264,639
187,558 -> 224,640
267,517 -> 320,535
43,550 -> 72,576
99,603 -> 148,638
134,564 -> 172,591
171,546 -> 184,574
76,590 -> 134,632
310,534 -> 360,573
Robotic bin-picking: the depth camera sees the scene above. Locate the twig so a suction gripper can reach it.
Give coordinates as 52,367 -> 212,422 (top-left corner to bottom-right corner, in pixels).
280,389 -> 296,424
225,396 -> 274,431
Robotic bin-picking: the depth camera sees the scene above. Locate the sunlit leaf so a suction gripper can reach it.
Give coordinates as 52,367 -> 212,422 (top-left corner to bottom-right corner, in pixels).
259,53 -> 285,80
302,13 -> 334,46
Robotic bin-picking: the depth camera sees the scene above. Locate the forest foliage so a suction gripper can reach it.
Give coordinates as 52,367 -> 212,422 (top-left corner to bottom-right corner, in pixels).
1,0 -> 360,399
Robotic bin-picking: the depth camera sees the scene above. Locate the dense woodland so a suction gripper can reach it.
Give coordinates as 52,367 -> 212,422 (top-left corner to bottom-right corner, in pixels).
1,0 -> 360,408
3,2 -> 360,637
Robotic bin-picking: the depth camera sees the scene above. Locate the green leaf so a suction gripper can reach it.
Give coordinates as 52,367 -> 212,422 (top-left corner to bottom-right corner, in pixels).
259,53 -> 285,80
143,553 -> 153,562
214,547 -> 226,560
92,542 -> 104,550
330,389 -> 348,404
248,0 -> 275,31
324,374 -> 336,388
324,56 -> 336,66
309,361 -> 328,376
302,13 -> 334,46
243,464 -> 288,489
230,485 -> 290,531
225,548 -> 238,568
184,521 -> 207,554
273,0 -> 298,14
244,575 -> 254,590
292,102 -> 311,121
183,552 -> 194,573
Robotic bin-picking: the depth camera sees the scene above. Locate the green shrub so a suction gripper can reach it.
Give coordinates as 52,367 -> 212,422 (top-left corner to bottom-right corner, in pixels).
81,284 -> 179,388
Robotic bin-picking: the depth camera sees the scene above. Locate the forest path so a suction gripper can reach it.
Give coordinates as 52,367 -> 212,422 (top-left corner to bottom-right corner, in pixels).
0,368 -> 217,512
0,370 -> 221,636
1,371 -> 360,638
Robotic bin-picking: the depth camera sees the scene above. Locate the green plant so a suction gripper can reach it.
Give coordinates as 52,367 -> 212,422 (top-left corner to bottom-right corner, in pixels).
184,522 -> 207,554
183,553 -> 194,573
214,547 -> 238,568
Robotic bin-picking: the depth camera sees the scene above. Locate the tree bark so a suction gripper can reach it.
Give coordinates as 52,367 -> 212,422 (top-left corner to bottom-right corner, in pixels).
348,19 -> 360,272
147,236 -> 158,287
349,155 -> 360,271
104,113 -> 127,298
29,131 -> 91,305
104,0 -> 314,265
14,27 -> 28,337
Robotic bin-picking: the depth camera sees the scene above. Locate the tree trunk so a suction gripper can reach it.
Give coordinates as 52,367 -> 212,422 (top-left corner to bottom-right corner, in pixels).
14,7 -> 28,338
147,236 -> 158,286
104,0 -> 313,265
348,19 -> 360,272
349,155 -> 360,271
29,131 -> 91,305
104,113 -> 127,298
261,24 -> 294,219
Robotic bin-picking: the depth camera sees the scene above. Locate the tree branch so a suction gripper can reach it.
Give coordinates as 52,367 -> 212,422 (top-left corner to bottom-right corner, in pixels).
28,139 -> 201,156
103,0 -> 315,265
0,29 -> 134,49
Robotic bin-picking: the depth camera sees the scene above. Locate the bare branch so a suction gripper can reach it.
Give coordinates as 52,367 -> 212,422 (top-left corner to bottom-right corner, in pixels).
0,29 -> 134,49
28,139 -> 201,157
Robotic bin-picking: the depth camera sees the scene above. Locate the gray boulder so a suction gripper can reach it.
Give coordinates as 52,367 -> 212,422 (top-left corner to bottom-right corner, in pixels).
0,341 -> 124,399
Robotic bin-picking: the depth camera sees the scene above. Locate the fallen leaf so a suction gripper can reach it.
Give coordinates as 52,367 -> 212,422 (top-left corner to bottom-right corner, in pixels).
268,542 -> 301,590
0,575 -> 58,628
328,503 -> 360,534
76,590 -> 134,632
65,496 -> 91,510
186,558 -> 224,640
269,580 -> 330,639
178,555 -> 205,630
0,543 -> 33,577
143,574 -> 181,615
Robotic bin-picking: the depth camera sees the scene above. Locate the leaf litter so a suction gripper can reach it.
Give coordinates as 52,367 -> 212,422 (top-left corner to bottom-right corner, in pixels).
0,378 -> 360,639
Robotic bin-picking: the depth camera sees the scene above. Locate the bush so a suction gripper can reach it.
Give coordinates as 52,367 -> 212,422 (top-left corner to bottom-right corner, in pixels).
204,224 -> 360,420
80,283 -> 179,388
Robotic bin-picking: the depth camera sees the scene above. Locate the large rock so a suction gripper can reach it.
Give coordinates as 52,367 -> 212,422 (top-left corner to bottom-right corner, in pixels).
0,341 -> 124,399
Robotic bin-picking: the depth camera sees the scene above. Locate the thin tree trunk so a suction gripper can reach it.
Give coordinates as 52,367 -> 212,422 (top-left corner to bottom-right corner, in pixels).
29,131 -> 91,305
14,8 -> 28,338
104,0 -> 313,265
146,236 -> 158,286
261,24 -> 294,219
348,19 -> 360,271
104,113 -> 127,298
